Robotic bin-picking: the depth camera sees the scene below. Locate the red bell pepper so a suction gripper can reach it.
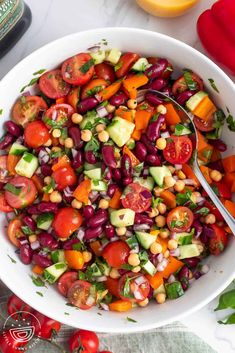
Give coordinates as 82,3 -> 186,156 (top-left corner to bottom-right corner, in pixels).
197,0 -> 235,75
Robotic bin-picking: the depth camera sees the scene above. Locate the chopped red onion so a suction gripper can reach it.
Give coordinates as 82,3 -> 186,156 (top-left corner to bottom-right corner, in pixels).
87,45 -> 100,52
184,178 -> 197,186
100,303 -> 109,311
6,212 -> 16,222
174,164 -> 182,170
30,240 -> 40,250
76,228 -> 85,241
15,136 -> 24,144
64,186 -> 74,197
161,131 -> 170,139
51,109 -> 58,121
86,295 -> 96,306
21,91 -> 30,96
156,264 -> 165,272
134,276 -> 146,286
136,91 -> 145,103
140,190 -> 152,199
71,148 -> 78,158
89,190 -> 99,203
130,245 -> 140,254
110,236 -> 119,242
168,274 -> 176,283
133,290 -> 144,300
96,276 -> 108,282
170,248 -> 181,257
196,196 -> 205,205
125,230 -> 133,237
19,237 -> 28,246
38,149 -> 50,165
157,253 -> 163,263
201,264 -> 210,274
96,105 -> 108,118
133,224 -> 150,231
35,167 -> 41,175
95,93 -> 103,103
173,175 -> 179,181
170,232 -> 177,239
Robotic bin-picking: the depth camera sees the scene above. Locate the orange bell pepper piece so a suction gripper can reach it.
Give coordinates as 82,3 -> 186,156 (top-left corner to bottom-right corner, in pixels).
31,174 -> 44,193
90,240 -> 102,257
123,74 -> 149,99
64,250 -> 84,270
193,96 -> 217,122
135,110 -> 152,131
164,103 -> 181,126
52,155 -> 70,171
109,188 -> 122,209
42,193 -> 50,202
160,190 -> 176,209
123,145 -> 140,167
200,166 -> 212,184
7,154 -> 21,175
32,265 -> 44,275
222,155 -> 235,173
223,173 -> 235,192
109,300 -> 132,312
131,128 -> 142,141
115,107 -> 133,122
146,272 -> 164,289
224,200 -> 235,218
73,179 -> 91,204
161,256 -> 184,279
105,277 -> 121,299
96,80 -> 122,102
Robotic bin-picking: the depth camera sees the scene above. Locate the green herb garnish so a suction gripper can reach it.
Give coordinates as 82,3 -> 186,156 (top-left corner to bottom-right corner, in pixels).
126,317 -> 137,323
33,69 -> 46,75
20,77 -> 39,93
215,289 -> 235,311
80,59 -> 95,74
183,70 -> 197,90
4,183 -> 22,196
7,255 -> 17,263
21,226 -> 33,235
226,114 -> 235,132
208,78 -> 219,93
31,275 -> 46,287
195,207 -> 210,216
36,291 -> 44,297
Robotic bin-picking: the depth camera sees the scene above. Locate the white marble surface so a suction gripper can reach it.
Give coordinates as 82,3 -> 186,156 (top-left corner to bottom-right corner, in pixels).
0,0 -> 235,352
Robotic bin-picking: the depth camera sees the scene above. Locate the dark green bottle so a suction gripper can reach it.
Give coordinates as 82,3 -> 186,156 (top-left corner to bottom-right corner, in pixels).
0,0 -> 32,59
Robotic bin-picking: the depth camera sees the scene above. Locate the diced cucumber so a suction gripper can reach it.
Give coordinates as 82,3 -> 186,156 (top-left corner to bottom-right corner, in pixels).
43,262 -> 68,284
153,284 -> 166,297
174,124 -> 192,136
9,143 -> 28,156
90,50 -> 106,65
186,91 -> 208,111
126,235 -> 138,250
135,231 -> 157,250
110,208 -> 135,227
141,260 -> 157,276
106,117 -> 135,147
176,231 -> 193,245
178,244 -> 203,260
51,250 -> 65,264
126,138 -> 135,150
37,213 -> 54,230
15,152 -> 38,178
84,168 -> 102,180
96,259 -> 111,276
133,176 -> 154,190
106,48 -> 122,65
132,58 -> 149,72
165,281 -> 184,299
89,263 -> 103,277
80,113 -> 97,130
91,180 -> 107,191
84,162 -> 101,171
149,166 -> 171,187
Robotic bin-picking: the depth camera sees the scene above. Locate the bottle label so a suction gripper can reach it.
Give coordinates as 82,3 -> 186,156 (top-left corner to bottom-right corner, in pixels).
0,0 -> 24,41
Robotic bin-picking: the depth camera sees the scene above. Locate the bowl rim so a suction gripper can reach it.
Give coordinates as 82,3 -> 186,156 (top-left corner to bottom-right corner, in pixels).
1,27 -> 235,333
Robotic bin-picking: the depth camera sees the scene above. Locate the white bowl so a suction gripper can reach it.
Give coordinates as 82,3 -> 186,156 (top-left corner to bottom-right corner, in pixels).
0,28 -> 234,333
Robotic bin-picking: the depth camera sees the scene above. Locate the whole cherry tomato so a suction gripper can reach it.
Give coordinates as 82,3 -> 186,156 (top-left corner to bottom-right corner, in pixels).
0,330 -> 27,353
52,165 -> 77,190
52,207 -> 83,238
31,311 -> 61,339
102,241 -> 130,269
24,121 -> 50,148
69,330 -> 99,353
7,294 -> 33,320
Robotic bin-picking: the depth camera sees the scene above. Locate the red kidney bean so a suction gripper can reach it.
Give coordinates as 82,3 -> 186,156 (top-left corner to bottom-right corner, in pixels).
146,115 -> 165,142
109,91 -> 128,106
4,121 -> 22,137
37,202 -> 58,213
145,59 -> 168,79
140,134 -> 158,154
112,168 -> 122,181
134,142 -> 147,161
121,154 -> 132,177
184,257 -> 200,269
176,90 -> 195,105
104,223 -> 115,239
161,86 -> 172,96
145,93 -> 164,106
77,97 -> 99,114
20,244 -> 33,264
194,271 -> 202,280
209,139 -> 227,152
27,205 -> 41,215
83,205 -> 95,219
0,134 -> 14,150
68,126 -> 83,148
87,209 -> 108,228
63,238 -> 80,250
178,266 -> 190,281
146,154 -> 161,166
41,164 -> 52,176
135,214 -> 154,225
33,254 -> 52,268
84,226 -> 103,240
84,150 -> 97,164
147,57 -> 172,79
102,145 -> 116,168
122,176 -> 133,186
107,184 -> 118,198
72,150 -> 83,170
22,215 -> 36,231
38,232 -> 59,250
103,167 -> 112,181
149,78 -> 167,91
207,160 -> 224,173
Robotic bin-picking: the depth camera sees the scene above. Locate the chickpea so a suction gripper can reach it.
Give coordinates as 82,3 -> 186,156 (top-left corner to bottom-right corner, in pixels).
128,253 -> 140,267
148,208 -> 159,218
44,176 -> 52,185
155,293 -> 166,304
59,137 -> 65,145
109,268 -> 120,279
155,215 -> 166,228
72,113 -> 83,124
98,130 -> 109,142
127,99 -> 137,110
178,170 -> 186,180
154,187 -> 163,197
164,176 -> 176,188
71,199 -> 83,209
82,251 -> 92,263
81,129 -> 92,142
106,104 -> 115,113
52,128 -> 61,138
157,203 -> 167,214
132,266 -> 141,273
44,138 -> 52,146
28,234 -> 37,243
168,239 -> 178,250
138,298 -> 149,307
99,199 -> 109,209
96,124 -> 106,133
163,250 -> 170,258
51,146 -> 61,153
210,170 -> 222,182
116,227 -> 126,236
174,180 -> 185,192
159,229 -> 170,239
150,242 -> 162,255
205,213 -> 216,224
156,137 -> 167,150
156,104 -> 167,115
64,137 -> 74,149
49,191 -> 62,203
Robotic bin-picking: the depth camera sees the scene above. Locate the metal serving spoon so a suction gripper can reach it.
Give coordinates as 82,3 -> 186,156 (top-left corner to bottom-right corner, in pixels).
138,89 -> 235,234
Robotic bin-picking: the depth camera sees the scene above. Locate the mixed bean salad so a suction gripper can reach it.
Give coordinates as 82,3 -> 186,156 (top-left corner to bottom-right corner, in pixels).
1,47 -> 235,312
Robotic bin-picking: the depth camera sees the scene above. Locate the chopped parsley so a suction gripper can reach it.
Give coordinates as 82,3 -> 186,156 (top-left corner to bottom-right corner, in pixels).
36,291 -> 44,297
84,137 -> 100,152
64,312 -> 70,316
152,197 -> 163,208
176,189 -> 192,206
31,275 -> 46,287
208,78 -> 219,93
126,317 -> 137,323
183,70 -> 197,90
0,109 -> 3,115
139,103 -> 148,111
20,77 -> 39,93
33,69 -> 46,76
43,116 -> 67,129
226,114 -> 235,132
86,85 -> 103,96
80,59 -> 95,74
21,226 -> 33,235
4,183 -> 22,196
170,220 -> 185,228
195,207 -> 210,216
114,61 -> 123,72
7,255 -> 17,263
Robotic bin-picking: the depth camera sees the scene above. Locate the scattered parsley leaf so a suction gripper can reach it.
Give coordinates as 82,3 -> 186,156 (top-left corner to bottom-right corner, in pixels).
36,291 -> 44,297
126,317 -> 137,323
183,70 -> 197,90
33,69 -> 46,76
195,207 -> 210,216
86,85 -> 103,96
215,289 -> 235,311
208,78 -> 219,93
21,226 -> 33,235
7,255 -> 16,263
31,275 -> 46,287
226,114 -> 235,132
43,116 -> 67,129
152,197 -> 163,208
20,77 -> 39,93
97,312 -> 102,316
139,103 -> 148,111
4,183 -> 22,195
0,109 -> 3,115
176,189 -> 192,206
64,312 -> 70,316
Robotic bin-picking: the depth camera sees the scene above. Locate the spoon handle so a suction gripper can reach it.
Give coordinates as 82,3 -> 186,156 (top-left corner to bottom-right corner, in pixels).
193,162 -> 235,234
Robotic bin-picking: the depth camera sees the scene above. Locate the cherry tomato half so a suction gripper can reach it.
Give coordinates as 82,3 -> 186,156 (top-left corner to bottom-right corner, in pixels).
163,136 -> 193,164
69,329 -> 99,353
81,78 -> 108,99
172,73 -> 204,96
102,241 -> 130,269
67,280 -> 96,310
52,207 -> 83,238
105,277 -> 120,299
39,69 -> 71,99
0,155 -> 11,183
212,182 -> 232,199
209,224 -> 228,255
31,311 -> 61,339
62,53 -> 94,86
194,115 -> 215,132
12,95 -> 48,127
67,86 -> 80,111
7,219 -> 23,247
118,272 -> 150,303
94,62 -> 116,83
5,176 -> 37,209
115,52 -> 140,78
7,294 -> 33,320
204,200 -> 224,222
0,193 -> 13,212
52,165 -> 77,191
24,121 -> 50,148
167,206 -> 194,233
44,103 -> 74,127
57,271 -> 78,297
121,182 -> 152,213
